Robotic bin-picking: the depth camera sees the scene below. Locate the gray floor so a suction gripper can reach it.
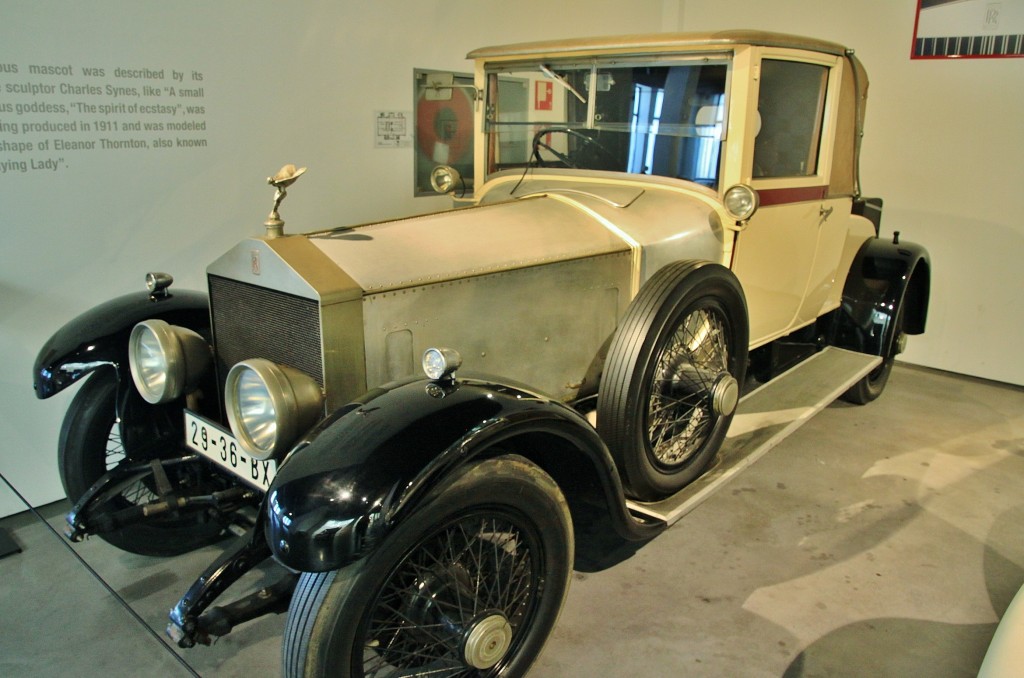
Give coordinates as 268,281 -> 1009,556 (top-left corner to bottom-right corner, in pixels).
2,363 -> 1023,677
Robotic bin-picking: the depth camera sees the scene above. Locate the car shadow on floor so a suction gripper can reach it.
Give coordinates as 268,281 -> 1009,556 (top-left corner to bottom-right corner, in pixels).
783,617 -> 995,677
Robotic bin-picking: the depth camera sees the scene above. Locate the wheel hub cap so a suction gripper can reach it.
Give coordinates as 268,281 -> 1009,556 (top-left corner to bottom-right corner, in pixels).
463,612 -> 512,669
710,373 -> 739,417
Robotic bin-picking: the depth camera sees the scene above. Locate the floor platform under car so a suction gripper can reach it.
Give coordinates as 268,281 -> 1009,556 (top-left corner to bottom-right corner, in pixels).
2,362 -> 1020,676
628,347 -> 882,526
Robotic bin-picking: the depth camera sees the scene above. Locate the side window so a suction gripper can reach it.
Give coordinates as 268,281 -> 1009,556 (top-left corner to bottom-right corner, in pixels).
753,59 -> 828,178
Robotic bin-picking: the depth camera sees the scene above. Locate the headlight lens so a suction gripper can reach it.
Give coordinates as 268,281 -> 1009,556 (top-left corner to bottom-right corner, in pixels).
723,184 -> 759,222
225,359 -> 323,460
234,368 -> 278,454
128,320 -> 211,404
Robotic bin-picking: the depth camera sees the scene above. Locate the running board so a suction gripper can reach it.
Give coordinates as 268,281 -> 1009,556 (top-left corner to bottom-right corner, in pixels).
626,347 -> 882,526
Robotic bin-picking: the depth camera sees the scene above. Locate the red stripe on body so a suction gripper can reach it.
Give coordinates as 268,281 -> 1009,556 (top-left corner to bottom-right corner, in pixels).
757,185 -> 827,206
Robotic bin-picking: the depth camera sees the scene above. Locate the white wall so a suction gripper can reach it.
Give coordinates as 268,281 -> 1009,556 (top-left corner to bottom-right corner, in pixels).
674,0 -> 1024,385
0,0 -> 672,517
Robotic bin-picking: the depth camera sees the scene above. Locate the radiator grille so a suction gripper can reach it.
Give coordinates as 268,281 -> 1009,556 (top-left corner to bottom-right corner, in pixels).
208,275 -> 323,386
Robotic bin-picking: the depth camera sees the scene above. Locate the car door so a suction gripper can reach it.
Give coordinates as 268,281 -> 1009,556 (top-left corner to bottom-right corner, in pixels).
729,51 -> 846,347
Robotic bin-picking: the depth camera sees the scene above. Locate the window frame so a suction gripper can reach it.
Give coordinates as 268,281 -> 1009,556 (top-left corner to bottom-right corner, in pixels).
481,54 -> 733,185
747,49 -> 843,193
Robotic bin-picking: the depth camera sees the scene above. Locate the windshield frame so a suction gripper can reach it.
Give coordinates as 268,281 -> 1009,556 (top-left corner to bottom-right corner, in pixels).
482,53 -> 733,187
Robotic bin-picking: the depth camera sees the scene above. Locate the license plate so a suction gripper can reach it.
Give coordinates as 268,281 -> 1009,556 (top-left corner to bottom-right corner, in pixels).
184,411 -> 277,491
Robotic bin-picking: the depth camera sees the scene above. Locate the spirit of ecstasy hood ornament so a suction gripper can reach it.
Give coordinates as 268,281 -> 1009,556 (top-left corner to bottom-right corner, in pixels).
265,163 -> 307,238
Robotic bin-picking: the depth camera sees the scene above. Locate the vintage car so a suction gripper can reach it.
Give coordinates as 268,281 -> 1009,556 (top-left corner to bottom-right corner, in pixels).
34,30 -> 929,677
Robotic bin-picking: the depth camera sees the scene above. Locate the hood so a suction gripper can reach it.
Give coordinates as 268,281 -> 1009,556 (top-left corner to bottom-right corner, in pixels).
208,173 -> 725,302
306,193 -> 630,293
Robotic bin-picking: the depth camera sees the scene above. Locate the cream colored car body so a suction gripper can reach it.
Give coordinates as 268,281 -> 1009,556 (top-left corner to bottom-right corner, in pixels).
207,30 -> 876,411
468,31 -> 877,346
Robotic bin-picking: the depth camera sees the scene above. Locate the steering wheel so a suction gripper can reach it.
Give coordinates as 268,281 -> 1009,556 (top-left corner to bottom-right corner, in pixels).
531,127 -> 617,169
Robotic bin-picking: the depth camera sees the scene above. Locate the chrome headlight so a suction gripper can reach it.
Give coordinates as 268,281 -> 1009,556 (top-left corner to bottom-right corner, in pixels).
225,359 -> 323,460
422,347 -> 462,380
128,320 -> 211,404
430,165 -> 463,194
723,184 -> 759,222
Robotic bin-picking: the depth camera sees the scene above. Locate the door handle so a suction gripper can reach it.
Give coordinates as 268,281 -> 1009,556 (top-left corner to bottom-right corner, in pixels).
818,205 -> 834,226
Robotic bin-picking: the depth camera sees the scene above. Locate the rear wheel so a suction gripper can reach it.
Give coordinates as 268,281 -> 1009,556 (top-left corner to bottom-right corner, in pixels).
841,304 -> 906,405
283,455 -> 573,678
598,261 -> 748,501
58,370 -> 228,556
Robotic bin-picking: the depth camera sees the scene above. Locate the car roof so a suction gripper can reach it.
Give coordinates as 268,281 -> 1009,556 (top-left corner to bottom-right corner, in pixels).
468,30 -> 850,60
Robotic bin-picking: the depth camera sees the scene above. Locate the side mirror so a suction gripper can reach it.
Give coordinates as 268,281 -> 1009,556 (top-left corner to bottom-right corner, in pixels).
425,72 -> 454,101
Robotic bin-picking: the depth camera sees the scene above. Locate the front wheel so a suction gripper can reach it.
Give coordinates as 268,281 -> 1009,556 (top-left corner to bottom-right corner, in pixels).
282,455 -> 573,678
598,261 -> 748,501
58,369 -> 228,556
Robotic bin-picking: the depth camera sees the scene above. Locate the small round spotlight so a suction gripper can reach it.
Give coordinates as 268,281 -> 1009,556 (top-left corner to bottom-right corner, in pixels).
723,184 -> 759,222
430,165 -> 462,194
145,272 -> 174,296
422,347 -> 463,380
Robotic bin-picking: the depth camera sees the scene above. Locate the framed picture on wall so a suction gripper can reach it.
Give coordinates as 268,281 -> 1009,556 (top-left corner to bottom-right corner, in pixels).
912,0 -> 1024,58
413,69 -> 475,197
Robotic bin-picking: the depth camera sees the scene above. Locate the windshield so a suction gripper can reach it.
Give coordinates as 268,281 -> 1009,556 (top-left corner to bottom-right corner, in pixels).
485,57 -> 729,188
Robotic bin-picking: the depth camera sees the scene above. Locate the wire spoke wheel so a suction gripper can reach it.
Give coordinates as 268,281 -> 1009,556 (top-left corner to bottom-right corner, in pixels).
100,425 -> 161,506
360,512 -> 538,676
283,456 -> 573,678
598,261 -> 748,501
58,370 -> 228,556
647,306 -> 730,468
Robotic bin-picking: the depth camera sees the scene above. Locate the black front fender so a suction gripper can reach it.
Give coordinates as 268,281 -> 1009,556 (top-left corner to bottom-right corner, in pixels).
265,376 -> 659,572
33,288 -> 209,399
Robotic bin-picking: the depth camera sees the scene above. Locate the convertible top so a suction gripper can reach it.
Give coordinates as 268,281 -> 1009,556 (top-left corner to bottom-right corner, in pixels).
468,30 -> 851,60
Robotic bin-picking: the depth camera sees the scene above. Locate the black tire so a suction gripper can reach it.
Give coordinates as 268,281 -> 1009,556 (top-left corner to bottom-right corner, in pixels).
841,304 -> 905,405
597,261 -> 748,501
59,370 -> 228,556
282,455 -> 573,678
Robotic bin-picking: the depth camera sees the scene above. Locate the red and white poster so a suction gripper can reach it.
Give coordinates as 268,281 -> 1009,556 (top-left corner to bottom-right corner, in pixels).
535,80 -> 553,110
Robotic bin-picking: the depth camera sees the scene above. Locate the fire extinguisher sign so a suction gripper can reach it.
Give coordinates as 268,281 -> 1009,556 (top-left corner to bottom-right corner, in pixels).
535,81 -> 553,111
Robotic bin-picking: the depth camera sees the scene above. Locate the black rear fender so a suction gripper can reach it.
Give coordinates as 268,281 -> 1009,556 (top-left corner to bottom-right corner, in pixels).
833,237 -> 930,357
